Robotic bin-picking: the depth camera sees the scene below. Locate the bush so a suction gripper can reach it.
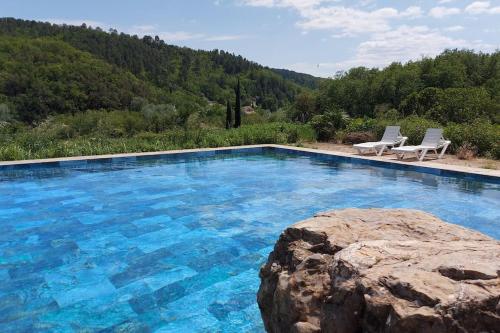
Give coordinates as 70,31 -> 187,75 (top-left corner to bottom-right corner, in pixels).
0,144 -> 26,161
342,131 -> 376,144
141,104 -> 179,132
444,120 -> 500,158
456,142 -> 478,160
345,118 -> 390,139
310,109 -> 347,141
0,103 -> 15,123
0,122 -> 315,161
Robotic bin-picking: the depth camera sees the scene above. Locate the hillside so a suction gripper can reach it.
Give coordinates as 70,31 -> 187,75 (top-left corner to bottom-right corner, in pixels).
0,17 -> 320,124
0,36 -> 161,123
292,50 -> 500,124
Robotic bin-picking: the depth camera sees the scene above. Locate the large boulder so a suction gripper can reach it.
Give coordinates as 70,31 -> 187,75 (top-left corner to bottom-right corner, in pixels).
257,209 -> 500,333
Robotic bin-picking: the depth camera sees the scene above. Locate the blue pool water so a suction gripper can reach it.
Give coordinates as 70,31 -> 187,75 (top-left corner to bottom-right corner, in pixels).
0,148 -> 499,332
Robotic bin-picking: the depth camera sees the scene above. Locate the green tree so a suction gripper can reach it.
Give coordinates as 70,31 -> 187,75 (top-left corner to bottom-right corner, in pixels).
309,107 -> 346,141
0,18 -> 318,123
309,49 -> 499,126
226,100 -> 232,129
234,78 -> 241,128
289,92 -> 316,123
0,103 -> 14,123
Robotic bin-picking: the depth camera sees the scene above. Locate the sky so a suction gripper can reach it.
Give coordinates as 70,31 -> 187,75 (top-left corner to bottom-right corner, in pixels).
2,0 -> 499,77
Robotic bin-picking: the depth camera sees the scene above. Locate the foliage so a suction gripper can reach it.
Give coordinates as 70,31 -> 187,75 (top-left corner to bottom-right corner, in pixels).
0,103 -> 15,123
342,132 -> 376,144
0,17 -> 318,121
234,78 -> 241,128
0,37 -> 154,123
294,50 -> 499,125
225,101 -> 232,129
288,91 -> 317,123
0,120 -> 314,161
444,120 -> 500,159
397,116 -> 442,145
456,142 -> 478,160
288,49 -> 499,159
140,104 -> 181,132
309,108 -> 347,141
270,68 -> 321,89
400,87 -> 497,124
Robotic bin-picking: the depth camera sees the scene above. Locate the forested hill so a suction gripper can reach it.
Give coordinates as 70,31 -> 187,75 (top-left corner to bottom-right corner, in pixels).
290,50 -> 500,125
0,17 -> 320,123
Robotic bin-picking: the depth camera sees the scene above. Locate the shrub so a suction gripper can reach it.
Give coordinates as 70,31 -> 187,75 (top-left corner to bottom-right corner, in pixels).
0,144 -> 26,161
344,118 -> 391,139
456,142 -> 478,160
0,122 -> 315,161
444,120 -> 499,157
342,131 -> 376,144
310,109 -> 346,141
141,104 -> 179,132
0,103 -> 15,123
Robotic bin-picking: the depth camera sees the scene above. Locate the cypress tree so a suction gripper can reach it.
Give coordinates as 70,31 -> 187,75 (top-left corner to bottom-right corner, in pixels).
234,78 -> 241,128
225,100 -> 232,129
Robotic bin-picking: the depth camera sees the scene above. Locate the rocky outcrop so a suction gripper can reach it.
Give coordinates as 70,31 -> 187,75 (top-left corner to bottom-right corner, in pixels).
257,209 -> 500,333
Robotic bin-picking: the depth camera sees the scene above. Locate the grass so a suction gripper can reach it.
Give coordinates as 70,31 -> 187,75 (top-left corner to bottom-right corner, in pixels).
0,123 -> 315,161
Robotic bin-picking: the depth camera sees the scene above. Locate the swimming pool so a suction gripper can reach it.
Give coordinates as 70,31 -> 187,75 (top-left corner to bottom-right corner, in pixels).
0,147 -> 498,332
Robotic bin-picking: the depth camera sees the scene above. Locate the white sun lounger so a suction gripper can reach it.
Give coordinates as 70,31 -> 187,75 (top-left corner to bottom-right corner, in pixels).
353,126 -> 407,156
391,128 -> 451,162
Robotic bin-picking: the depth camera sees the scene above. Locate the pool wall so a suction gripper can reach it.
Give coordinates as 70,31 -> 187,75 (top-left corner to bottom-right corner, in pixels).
0,144 -> 498,184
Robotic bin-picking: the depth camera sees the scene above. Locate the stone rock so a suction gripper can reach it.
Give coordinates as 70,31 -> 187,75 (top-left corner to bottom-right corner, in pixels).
257,209 -> 500,333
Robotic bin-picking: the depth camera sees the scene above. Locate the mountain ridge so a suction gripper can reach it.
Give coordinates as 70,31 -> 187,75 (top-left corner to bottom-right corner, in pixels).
0,17 -> 321,123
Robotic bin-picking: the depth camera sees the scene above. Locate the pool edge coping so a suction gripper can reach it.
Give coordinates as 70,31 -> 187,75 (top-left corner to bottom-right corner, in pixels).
0,144 -> 498,179
269,144 -> 500,179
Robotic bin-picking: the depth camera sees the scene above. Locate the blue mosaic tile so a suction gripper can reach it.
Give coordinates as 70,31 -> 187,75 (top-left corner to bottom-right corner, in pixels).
0,149 -> 498,332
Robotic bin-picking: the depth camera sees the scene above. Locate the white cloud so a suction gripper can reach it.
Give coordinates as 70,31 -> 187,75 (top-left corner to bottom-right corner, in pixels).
444,25 -> 464,31
45,18 -> 243,43
343,25 -> 495,69
296,7 -> 397,33
465,1 -> 500,14
331,31 -> 355,38
129,28 -> 245,43
339,26 -> 468,68
241,0 -> 336,9
289,25 -> 496,77
400,6 -> 423,18
298,6 -> 425,34
240,0 -> 499,77
241,1 -> 422,35
429,6 -> 461,18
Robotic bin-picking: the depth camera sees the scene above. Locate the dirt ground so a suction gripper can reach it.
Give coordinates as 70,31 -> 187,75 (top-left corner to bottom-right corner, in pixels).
298,142 -> 499,170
